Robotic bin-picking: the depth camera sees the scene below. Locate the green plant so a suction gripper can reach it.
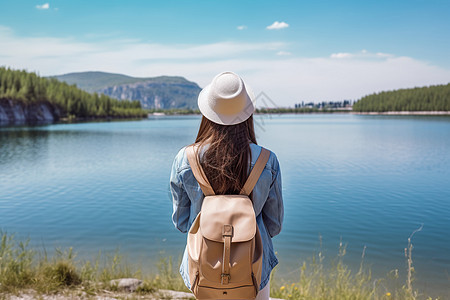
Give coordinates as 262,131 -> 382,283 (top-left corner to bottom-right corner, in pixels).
151,256 -> 188,292
269,231 -> 433,300
0,231 -> 35,292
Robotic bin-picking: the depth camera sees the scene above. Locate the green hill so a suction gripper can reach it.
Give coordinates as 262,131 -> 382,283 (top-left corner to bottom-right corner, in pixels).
353,83 -> 450,112
0,67 -> 146,124
52,71 -> 201,109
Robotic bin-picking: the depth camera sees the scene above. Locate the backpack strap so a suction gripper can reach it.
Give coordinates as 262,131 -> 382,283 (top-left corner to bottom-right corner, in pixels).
240,148 -> 271,196
186,145 -> 215,196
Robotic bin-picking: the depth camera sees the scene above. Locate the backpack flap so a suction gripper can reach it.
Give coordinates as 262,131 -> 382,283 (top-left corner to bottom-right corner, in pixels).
200,195 -> 256,242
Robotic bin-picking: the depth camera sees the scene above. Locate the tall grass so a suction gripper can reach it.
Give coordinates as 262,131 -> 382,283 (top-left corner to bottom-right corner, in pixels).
0,233 -> 34,292
0,228 -> 441,299
152,256 -> 188,292
0,231 -> 187,296
270,226 -> 438,300
0,231 -> 135,294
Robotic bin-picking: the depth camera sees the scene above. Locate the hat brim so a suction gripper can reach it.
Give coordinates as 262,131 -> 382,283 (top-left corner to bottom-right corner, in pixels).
198,83 -> 255,125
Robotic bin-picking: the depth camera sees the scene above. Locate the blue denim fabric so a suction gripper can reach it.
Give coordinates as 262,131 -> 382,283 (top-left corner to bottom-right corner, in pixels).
170,143 -> 284,290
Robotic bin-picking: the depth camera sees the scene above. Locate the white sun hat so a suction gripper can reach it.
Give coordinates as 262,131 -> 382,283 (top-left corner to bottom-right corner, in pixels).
198,71 -> 255,125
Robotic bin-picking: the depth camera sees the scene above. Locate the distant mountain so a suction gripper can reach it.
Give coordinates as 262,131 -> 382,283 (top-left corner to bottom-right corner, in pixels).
52,71 -> 201,109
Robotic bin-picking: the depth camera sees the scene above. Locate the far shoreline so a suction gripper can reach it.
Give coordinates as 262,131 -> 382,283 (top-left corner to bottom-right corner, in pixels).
352,111 -> 450,115
3,110 -> 450,127
254,110 -> 450,116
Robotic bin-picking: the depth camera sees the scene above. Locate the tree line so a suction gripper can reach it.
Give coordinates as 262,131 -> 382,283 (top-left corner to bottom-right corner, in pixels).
353,83 -> 450,112
0,67 -> 147,119
255,107 -> 350,114
295,100 -> 352,109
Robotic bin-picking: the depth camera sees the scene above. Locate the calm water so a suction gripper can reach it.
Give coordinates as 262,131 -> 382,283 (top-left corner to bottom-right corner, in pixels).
1,114 -> 449,297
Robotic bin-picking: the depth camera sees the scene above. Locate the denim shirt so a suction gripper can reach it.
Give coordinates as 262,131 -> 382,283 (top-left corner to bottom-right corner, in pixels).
170,143 -> 284,291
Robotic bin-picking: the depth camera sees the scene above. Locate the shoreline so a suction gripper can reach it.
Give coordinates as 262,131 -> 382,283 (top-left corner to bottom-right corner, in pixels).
3,110 -> 450,128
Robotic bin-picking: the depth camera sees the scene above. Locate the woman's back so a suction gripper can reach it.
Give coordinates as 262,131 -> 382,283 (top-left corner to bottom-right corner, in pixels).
171,142 -> 283,292
171,143 -> 283,234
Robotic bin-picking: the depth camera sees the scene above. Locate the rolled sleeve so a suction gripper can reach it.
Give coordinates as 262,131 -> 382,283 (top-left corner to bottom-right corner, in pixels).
262,155 -> 284,238
170,149 -> 191,233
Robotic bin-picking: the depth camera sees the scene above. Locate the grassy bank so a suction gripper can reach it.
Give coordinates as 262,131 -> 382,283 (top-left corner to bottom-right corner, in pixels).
269,243 -> 430,300
0,232 -> 440,299
0,232 -> 188,297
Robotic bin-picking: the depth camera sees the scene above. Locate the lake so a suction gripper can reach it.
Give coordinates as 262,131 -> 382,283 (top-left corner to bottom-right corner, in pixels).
1,114 -> 449,297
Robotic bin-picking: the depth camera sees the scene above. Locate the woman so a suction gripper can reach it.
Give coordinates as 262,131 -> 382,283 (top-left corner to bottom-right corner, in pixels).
170,71 -> 283,299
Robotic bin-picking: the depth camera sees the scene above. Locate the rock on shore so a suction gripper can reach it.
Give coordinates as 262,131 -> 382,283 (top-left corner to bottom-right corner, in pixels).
0,99 -> 60,125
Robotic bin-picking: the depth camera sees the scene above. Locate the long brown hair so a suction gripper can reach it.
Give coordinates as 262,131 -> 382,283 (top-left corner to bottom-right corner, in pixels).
194,115 -> 257,195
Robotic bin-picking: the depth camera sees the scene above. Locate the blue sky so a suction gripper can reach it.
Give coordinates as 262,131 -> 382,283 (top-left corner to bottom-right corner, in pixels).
1,0 -> 449,105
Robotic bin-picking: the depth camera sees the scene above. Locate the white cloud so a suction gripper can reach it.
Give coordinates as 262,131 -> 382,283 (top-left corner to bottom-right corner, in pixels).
0,27 -> 284,61
330,52 -> 353,59
376,52 -> 393,58
266,21 -> 289,30
0,26 -> 449,106
36,3 -> 50,10
276,51 -> 291,56
237,25 -> 247,30
331,50 -> 394,59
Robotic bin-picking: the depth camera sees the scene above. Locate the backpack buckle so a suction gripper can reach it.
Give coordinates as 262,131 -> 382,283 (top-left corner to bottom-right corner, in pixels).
221,273 -> 231,285
222,224 -> 233,237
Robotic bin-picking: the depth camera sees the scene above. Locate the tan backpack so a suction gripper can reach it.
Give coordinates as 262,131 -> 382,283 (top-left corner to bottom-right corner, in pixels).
185,145 -> 270,300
